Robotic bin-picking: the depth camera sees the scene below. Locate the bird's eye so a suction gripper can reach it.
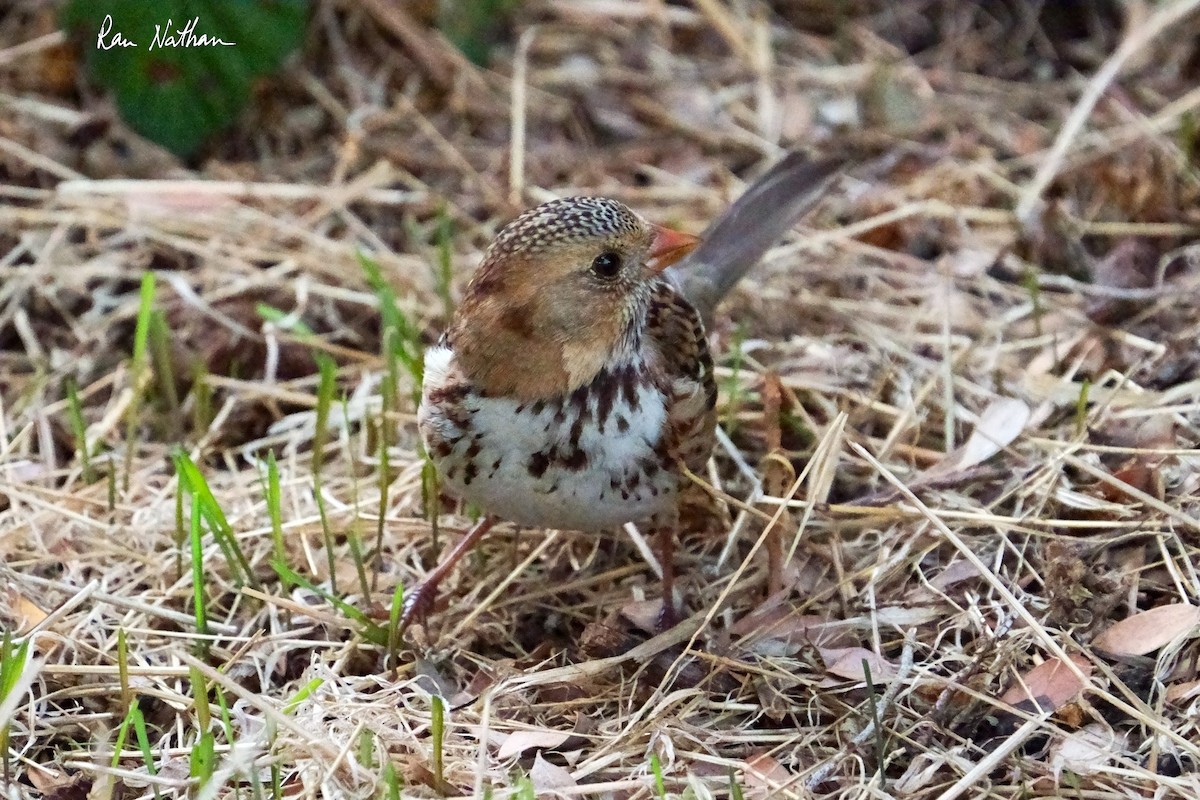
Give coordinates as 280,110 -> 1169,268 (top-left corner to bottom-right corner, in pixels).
591,251 -> 622,278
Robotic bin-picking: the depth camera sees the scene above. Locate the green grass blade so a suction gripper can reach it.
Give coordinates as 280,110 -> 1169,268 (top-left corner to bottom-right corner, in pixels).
312,353 -> 337,591
110,697 -> 143,772
270,560 -> 387,645
117,628 -> 131,710
130,702 -> 163,800
264,451 -> 289,594
728,766 -> 745,800
0,632 -> 33,783
148,309 -> 180,432
373,397 -> 392,587
174,450 -> 256,588
124,271 -> 156,491
650,752 -> 667,799
430,694 -> 446,788
359,251 -> 424,395
64,376 -> 93,483
188,495 -> 210,644
282,678 -> 324,716
382,761 -> 402,799
386,582 -> 404,670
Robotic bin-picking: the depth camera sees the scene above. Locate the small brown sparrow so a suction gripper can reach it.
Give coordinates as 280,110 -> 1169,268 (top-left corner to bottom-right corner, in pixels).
409,152 -> 842,632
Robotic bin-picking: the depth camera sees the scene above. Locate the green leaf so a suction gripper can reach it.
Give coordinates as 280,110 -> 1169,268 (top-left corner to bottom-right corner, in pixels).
437,0 -> 516,66
62,0 -> 308,157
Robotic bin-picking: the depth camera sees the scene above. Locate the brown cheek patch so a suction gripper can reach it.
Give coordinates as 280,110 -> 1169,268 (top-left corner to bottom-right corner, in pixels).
499,306 -> 535,338
450,250 -> 634,401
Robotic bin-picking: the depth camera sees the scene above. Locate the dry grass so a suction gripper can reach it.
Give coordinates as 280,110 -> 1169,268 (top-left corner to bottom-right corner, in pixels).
3,1 -> 1200,797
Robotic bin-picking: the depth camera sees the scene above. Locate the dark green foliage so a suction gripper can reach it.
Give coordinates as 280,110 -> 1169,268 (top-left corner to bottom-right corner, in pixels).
437,0 -> 517,66
62,0 -> 308,156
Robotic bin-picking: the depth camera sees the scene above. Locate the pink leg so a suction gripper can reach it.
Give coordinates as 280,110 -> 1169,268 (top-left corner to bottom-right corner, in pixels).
400,516 -> 496,635
656,522 -> 680,630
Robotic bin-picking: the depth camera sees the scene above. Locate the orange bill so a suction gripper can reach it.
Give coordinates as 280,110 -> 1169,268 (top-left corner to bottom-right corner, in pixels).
645,224 -> 701,274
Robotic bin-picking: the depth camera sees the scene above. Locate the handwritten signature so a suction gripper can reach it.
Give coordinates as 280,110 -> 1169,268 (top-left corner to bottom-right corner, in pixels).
97,14 -> 235,51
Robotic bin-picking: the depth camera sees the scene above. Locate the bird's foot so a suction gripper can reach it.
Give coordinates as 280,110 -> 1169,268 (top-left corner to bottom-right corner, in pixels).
655,597 -> 681,632
398,580 -> 439,637
395,515 -> 498,641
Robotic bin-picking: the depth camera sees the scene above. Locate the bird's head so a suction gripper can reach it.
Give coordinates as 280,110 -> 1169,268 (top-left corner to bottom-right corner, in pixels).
448,197 -> 699,400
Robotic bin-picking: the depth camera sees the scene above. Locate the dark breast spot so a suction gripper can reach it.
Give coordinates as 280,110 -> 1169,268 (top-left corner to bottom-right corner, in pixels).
428,382 -> 470,407
570,385 -> 591,416
561,447 -> 588,471
619,365 -> 641,411
594,369 -> 618,432
528,450 -> 550,479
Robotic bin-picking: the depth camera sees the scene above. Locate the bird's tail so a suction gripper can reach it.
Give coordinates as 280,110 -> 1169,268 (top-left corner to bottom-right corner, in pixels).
669,152 -> 844,323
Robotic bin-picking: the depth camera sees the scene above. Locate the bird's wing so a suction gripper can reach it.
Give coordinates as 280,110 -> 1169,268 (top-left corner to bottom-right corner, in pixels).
644,283 -> 717,474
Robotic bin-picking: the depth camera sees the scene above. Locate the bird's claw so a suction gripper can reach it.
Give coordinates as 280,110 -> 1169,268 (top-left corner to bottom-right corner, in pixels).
398,581 -> 437,637
655,598 -> 681,632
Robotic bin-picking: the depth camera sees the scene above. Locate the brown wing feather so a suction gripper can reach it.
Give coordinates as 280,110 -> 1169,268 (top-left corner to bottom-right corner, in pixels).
644,282 -> 717,474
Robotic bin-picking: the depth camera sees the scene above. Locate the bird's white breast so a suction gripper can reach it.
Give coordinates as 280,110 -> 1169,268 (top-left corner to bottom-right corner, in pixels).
418,344 -> 676,530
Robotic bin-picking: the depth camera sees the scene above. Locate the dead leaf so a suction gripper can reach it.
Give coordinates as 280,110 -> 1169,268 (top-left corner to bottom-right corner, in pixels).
619,599 -> 664,635
1049,723 -> 1127,778
863,397 -> 1031,506
6,588 -> 49,634
497,728 -> 572,760
732,603 -> 857,656
1093,603 -> 1200,657
950,397 -> 1031,471
3,459 -> 50,483
1085,238 -> 1162,324
929,560 -> 982,590
579,616 -> 641,659
819,647 -> 897,683
1165,680 -> 1200,704
1000,654 -> 1092,711
448,664 -> 501,707
530,752 -> 577,793
873,606 -> 943,627
755,677 -> 798,722
401,758 -> 455,795
1098,460 -> 1164,503
1091,413 -> 1176,451
25,763 -> 80,796
123,188 -> 238,217
743,751 -> 790,793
